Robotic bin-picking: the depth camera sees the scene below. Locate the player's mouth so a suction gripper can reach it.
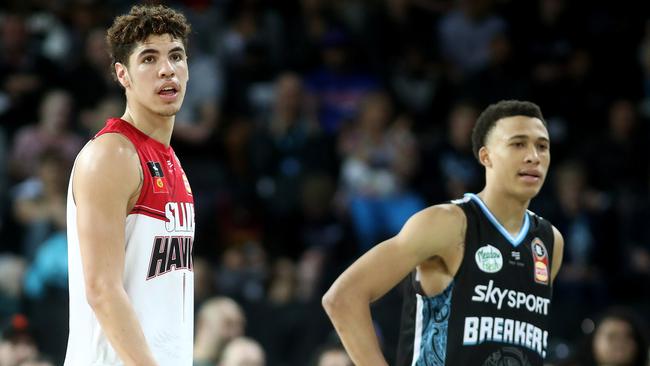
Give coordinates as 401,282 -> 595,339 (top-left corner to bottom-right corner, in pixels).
517,169 -> 542,183
157,83 -> 180,101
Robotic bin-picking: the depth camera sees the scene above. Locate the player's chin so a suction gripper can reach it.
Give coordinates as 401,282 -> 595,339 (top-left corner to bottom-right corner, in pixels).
157,105 -> 181,117
516,185 -> 542,200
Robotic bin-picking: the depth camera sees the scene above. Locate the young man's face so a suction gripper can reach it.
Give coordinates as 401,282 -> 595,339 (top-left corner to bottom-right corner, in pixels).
116,33 -> 188,118
481,116 -> 550,200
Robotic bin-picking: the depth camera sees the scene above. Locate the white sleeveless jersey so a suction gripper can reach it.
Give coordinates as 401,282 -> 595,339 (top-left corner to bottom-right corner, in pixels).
65,118 -> 195,366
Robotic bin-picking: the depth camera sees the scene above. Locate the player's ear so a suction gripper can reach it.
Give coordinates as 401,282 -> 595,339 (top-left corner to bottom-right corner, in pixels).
115,62 -> 130,89
479,146 -> 492,168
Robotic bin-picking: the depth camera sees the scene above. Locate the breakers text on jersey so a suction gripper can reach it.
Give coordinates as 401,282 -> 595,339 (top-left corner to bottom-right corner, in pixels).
147,202 -> 195,280
463,317 -> 548,358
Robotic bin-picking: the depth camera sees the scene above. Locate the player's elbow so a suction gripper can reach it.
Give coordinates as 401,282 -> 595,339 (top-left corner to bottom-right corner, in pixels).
85,278 -> 119,310
322,285 -> 349,319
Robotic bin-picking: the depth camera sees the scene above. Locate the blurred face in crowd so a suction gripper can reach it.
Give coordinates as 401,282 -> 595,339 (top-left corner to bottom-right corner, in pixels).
481,116 -> 550,201
39,90 -> 73,133
448,104 -> 477,150
197,297 -> 245,344
275,73 -> 302,116
318,349 -> 352,366
593,318 -> 638,366
221,338 -> 265,366
115,34 -> 188,118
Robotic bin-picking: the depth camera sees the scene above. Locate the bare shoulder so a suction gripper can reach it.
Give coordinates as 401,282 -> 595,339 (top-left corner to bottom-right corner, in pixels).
73,133 -> 141,200
397,203 -> 467,258
76,133 -> 138,168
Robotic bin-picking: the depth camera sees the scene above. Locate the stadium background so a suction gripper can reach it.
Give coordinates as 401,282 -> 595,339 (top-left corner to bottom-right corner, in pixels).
0,0 -> 649,364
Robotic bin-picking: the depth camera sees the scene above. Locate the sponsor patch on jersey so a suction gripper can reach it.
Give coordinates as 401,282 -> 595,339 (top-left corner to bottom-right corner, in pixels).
146,161 -> 168,193
531,237 -> 549,285
153,177 -> 168,194
475,244 -> 503,273
146,161 -> 164,178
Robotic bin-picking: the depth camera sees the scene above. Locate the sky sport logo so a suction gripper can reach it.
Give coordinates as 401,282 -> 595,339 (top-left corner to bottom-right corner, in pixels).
475,245 -> 503,273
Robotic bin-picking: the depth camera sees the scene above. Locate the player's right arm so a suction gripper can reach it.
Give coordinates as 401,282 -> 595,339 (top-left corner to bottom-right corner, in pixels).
322,204 -> 466,366
73,134 -> 158,366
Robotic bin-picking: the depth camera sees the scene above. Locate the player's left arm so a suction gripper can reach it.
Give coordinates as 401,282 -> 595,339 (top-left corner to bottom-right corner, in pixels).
551,225 -> 564,282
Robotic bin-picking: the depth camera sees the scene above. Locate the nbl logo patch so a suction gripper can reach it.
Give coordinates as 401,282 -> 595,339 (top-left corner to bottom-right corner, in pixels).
146,161 -> 168,194
531,238 -> 549,285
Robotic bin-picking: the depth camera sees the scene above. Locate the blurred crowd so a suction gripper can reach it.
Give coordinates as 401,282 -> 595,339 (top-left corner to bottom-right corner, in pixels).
0,0 -> 649,365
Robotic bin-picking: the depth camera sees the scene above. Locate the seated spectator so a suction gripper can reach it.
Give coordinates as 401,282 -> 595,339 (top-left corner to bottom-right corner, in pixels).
338,92 -> 423,252
220,337 -> 265,366
311,342 -> 352,366
0,314 -> 38,366
419,101 -> 482,203
251,72 -> 332,219
0,256 -> 25,322
305,29 -> 380,135
8,89 -> 83,183
561,307 -> 649,366
194,297 -> 246,366
12,149 -> 69,260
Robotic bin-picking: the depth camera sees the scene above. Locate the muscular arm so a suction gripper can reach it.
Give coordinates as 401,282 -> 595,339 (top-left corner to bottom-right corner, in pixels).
322,204 -> 466,366
73,134 -> 158,366
551,225 -> 564,282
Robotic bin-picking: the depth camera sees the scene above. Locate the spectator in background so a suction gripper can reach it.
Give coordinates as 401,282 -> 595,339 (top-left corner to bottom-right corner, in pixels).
560,307 -> 649,366
548,160 -> 619,340
194,297 -> 246,366
0,14 -> 61,138
216,243 -> 268,302
338,91 -> 423,252
311,342 -> 352,366
220,337 -> 265,366
0,314 -> 39,366
251,72 -> 327,218
78,95 -> 124,137
462,33 -> 530,105
0,257 -> 25,323
12,149 -> 69,260
65,28 -> 121,112
10,109 -> 75,366
8,89 -> 83,183
583,99 -> 647,195
305,29 -> 380,134
420,101 -> 482,203
438,0 -> 506,82
173,31 -> 222,153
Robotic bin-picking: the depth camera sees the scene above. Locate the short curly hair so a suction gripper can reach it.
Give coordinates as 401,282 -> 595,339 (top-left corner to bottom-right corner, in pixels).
471,100 -> 547,160
106,4 -> 191,80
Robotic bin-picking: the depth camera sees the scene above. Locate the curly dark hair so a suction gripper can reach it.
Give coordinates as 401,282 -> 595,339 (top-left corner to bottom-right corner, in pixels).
106,4 -> 191,80
471,100 -> 547,160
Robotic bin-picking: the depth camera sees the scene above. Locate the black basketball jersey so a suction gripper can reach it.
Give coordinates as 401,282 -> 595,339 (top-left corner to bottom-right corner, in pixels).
396,193 -> 555,366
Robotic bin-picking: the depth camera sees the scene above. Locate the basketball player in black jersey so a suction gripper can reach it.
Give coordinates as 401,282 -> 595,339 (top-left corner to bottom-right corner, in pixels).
323,100 -> 564,366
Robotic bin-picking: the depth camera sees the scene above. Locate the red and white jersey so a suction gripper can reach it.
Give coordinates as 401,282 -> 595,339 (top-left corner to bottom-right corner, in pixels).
65,118 -> 195,366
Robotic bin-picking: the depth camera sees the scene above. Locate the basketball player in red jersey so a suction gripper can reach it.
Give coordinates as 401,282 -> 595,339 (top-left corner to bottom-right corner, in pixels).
65,5 -> 195,366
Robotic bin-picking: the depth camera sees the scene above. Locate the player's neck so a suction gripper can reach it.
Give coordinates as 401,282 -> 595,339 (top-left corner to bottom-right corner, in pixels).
121,105 -> 174,148
476,188 -> 530,236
